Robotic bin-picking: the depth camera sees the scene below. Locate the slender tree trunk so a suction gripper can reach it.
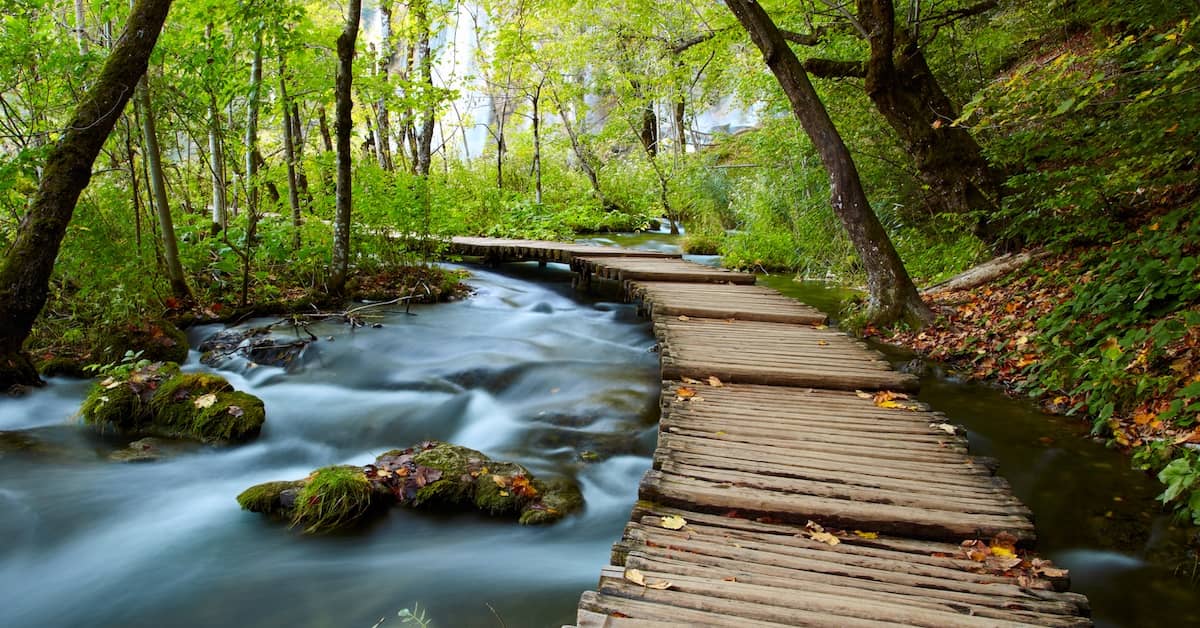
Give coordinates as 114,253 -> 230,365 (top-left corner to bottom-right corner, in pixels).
317,104 -> 333,152
549,87 -> 605,207
124,117 -> 144,252
73,0 -> 88,54
0,0 -> 173,389
290,102 -> 310,207
531,81 -> 543,205
279,54 -> 302,250
376,3 -> 394,171
244,28 -> 263,245
329,0 -> 361,296
724,0 -> 930,326
135,78 -> 190,303
206,23 -> 226,234
413,0 -> 436,177
674,99 -> 687,153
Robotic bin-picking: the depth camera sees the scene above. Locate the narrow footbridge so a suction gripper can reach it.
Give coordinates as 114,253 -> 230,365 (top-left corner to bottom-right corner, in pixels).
450,237 -> 1093,627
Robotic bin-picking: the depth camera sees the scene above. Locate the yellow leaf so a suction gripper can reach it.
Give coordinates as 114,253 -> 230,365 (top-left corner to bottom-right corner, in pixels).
499,491 -> 509,497
990,545 -> 1017,559
813,324 -> 828,330
707,376 -> 723,388
624,569 -> 672,589
676,387 -> 697,399
817,340 -> 829,346
810,531 -> 841,545
681,377 -> 702,385
853,530 -> 878,540
660,515 -> 687,530
193,393 -> 218,409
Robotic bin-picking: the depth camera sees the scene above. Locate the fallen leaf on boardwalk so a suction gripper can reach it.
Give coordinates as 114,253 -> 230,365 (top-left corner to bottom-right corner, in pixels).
810,531 -> 841,545
723,576 -> 737,582
873,391 -> 909,403
677,315 -> 690,321
681,377 -> 702,385
805,520 -> 840,545
707,376 -> 723,387
675,387 -> 697,399
817,340 -> 829,346
961,539 -> 989,562
660,515 -> 687,530
193,393 -> 217,409
855,391 -> 872,399
933,423 -> 958,435
624,569 -> 672,589
813,324 -> 828,330
853,530 -> 879,539
990,545 -> 1018,559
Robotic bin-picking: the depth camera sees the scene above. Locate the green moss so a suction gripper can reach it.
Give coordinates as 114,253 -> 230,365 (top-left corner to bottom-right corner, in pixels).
290,466 -> 376,533
237,480 -> 305,518
192,392 -> 265,442
411,443 -> 486,505
81,378 -> 151,432
519,477 -> 584,525
37,356 -> 88,379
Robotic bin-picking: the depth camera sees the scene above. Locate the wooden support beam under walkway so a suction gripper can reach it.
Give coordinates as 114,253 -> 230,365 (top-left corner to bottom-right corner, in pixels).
443,237 -> 1091,626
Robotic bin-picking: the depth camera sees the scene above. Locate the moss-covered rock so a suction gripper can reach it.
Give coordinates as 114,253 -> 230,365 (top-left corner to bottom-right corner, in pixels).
98,320 -> 189,365
238,441 -> 584,534
80,363 -> 264,444
237,480 -> 306,518
37,356 -> 89,379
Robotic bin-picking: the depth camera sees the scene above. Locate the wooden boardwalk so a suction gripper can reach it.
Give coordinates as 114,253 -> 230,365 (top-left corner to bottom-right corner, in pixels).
447,237 -> 1091,627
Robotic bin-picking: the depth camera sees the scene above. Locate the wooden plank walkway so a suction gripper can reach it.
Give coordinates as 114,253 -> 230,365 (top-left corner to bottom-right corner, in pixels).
444,237 -> 1091,626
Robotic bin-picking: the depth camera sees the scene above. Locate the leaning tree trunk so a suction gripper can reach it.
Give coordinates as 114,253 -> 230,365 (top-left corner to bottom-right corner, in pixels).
856,1 -> 1000,239
328,0 -> 361,296
0,0 -> 174,389
135,77 -> 191,303
724,0 -> 931,326
244,28 -> 264,245
206,23 -> 227,234
531,81 -> 543,205
549,88 -> 605,207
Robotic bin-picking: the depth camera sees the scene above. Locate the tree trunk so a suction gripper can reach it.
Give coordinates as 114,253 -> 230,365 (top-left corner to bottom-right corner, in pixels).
73,0 -> 88,54
639,99 -> 658,158
135,77 -> 191,303
244,28 -> 263,245
290,102 -> 311,207
413,0 -> 436,177
317,104 -> 334,152
855,0 -> 1000,239
375,3 -> 394,172
674,99 -> 687,153
279,53 -> 302,250
724,0 -> 931,326
0,0 -> 173,389
549,87 -> 605,207
328,0 -> 361,296
206,22 -> 226,234
531,81 -> 543,205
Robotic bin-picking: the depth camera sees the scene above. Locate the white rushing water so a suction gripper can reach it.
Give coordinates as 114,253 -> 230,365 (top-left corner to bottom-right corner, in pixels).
0,264 -> 659,627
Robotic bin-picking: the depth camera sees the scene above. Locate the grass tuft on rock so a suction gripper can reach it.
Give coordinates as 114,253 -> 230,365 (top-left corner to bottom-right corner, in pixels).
290,466 -> 376,533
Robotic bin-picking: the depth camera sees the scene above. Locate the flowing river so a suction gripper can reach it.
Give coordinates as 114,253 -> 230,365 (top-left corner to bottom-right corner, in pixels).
0,264 -> 660,627
2,233 -> 1198,627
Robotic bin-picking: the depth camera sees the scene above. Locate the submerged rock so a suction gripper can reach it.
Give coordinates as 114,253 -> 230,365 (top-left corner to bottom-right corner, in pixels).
80,362 -> 265,444
108,437 -> 171,463
198,326 -> 311,371
237,441 -> 584,533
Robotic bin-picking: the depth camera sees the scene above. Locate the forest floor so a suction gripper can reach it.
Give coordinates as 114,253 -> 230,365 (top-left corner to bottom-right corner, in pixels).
866,237 -> 1200,518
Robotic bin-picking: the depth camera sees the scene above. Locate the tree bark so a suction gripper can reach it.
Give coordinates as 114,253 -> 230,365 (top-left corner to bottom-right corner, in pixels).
724,0 -> 930,326
206,23 -> 227,234
328,0 -> 361,296
290,102 -> 311,206
135,77 -> 191,303
855,0 -> 1000,239
73,0 -> 88,54
279,53 -> 302,250
531,80 -> 543,205
413,0 -> 436,177
0,0 -> 173,389
244,28 -> 264,245
375,3 -> 394,171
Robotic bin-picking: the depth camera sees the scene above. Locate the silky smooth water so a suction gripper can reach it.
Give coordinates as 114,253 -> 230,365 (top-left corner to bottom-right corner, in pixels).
0,265 -> 660,628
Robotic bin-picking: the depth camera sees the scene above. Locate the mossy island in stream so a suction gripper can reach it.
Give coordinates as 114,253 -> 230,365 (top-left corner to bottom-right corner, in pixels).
79,362 -> 265,444
237,441 -> 584,533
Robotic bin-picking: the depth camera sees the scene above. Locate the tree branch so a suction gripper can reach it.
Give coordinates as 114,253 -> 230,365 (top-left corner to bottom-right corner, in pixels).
802,58 -> 866,78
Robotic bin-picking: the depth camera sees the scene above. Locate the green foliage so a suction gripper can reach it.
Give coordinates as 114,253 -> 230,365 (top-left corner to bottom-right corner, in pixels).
960,15 -> 1200,244
1158,452 -> 1200,526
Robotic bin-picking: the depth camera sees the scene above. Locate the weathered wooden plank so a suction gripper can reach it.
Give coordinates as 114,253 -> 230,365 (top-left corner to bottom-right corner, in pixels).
639,470 -> 1037,542
578,590 -> 793,627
